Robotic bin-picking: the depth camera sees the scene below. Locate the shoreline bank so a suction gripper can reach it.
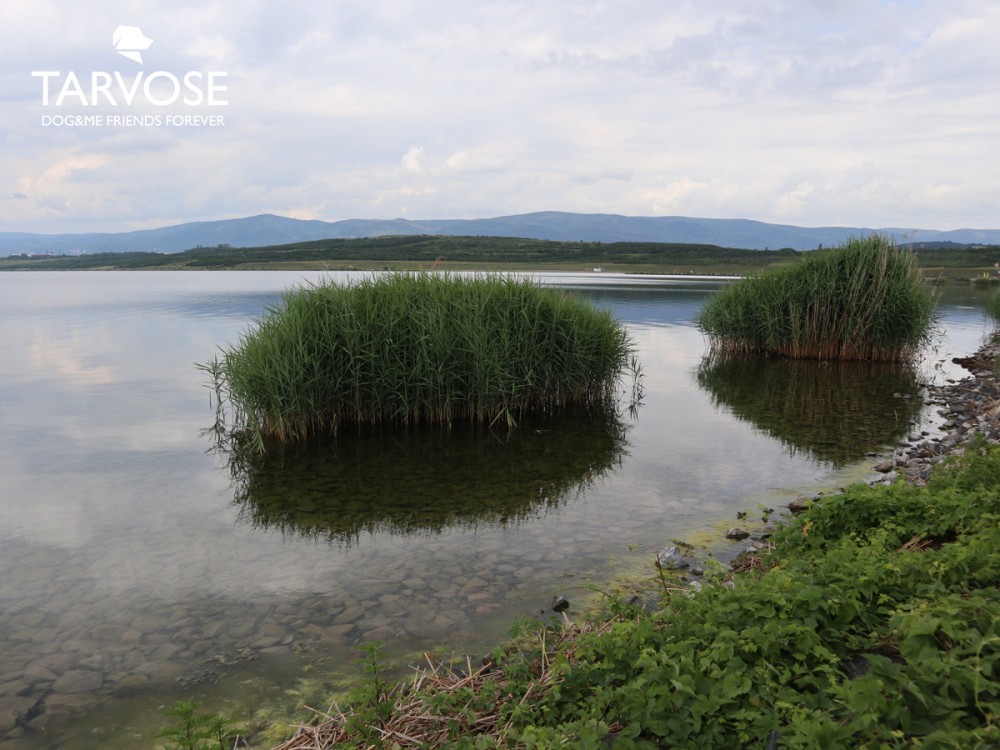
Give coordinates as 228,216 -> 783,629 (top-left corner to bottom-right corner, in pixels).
864,337 -> 1000,489
265,337 -> 1000,749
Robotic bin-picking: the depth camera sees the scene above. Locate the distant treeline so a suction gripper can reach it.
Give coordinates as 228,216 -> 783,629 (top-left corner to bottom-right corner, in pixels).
2,234 -> 998,272
903,241 -> 1000,268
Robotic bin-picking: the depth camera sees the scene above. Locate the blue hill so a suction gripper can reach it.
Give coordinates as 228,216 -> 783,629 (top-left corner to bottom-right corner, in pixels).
3,211 -> 999,255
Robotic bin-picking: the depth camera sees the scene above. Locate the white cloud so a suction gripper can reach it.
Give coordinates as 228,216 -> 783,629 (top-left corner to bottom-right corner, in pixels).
1,0 -> 999,232
401,146 -> 425,172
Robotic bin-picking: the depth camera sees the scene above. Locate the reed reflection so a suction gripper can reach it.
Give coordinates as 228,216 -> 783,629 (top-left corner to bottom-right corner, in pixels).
695,353 -> 925,466
213,408 -> 632,544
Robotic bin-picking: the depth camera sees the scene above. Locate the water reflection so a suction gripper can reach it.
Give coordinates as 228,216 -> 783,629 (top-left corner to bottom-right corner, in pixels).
696,353 -> 925,466
1,272 -> 991,750
218,410 -> 631,544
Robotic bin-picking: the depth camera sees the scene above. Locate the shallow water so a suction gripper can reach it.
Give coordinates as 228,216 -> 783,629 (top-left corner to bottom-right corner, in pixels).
0,272 -> 993,748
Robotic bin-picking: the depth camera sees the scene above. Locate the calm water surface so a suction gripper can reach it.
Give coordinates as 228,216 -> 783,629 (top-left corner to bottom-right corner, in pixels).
0,272 -> 993,748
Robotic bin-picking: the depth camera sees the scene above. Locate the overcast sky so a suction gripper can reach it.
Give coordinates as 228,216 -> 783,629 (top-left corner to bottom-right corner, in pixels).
3,0 -> 999,234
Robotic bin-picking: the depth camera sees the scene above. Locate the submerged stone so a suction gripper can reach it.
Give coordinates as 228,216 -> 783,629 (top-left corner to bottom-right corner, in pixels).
656,546 -> 689,570
52,669 -> 103,694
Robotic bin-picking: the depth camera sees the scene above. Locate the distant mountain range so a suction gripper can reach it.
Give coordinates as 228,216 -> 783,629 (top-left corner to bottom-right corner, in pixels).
3,211 -> 1000,255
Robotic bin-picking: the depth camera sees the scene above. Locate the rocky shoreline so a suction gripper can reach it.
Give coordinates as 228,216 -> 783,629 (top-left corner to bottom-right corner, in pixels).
696,336 -> 1000,580
544,336 -> 1000,614
862,337 -> 1000,490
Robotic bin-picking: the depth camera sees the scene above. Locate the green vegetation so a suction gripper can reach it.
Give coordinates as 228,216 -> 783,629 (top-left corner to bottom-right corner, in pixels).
0,235 -> 799,274
279,442 -> 1000,748
987,292 -> 1000,322
4,235 -> 1000,277
220,410 -> 629,543
697,236 -> 935,361
909,242 -> 1000,278
157,701 -> 240,750
204,273 -> 637,448
696,354 -> 924,466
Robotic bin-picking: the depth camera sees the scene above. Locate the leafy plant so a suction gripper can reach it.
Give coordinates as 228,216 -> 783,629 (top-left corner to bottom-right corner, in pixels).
504,444 -> 1000,747
157,700 -> 239,750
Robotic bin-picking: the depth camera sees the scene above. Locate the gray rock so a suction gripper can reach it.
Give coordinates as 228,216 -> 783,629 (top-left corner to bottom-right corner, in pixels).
656,546 -> 689,570
474,603 -> 504,616
336,605 -> 367,624
458,577 -> 490,595
362,625 -> 398,642
22,664 -> 58,686
110,674 -> 151,696
865,471 -> 897,485
787,498 -> 812,514
726,528 -> 750,541
39,691 -> 100,722
0,696 -> 38,734
0,680 -> 31,700
52,669 -> 103,694
260,623 -> 287,639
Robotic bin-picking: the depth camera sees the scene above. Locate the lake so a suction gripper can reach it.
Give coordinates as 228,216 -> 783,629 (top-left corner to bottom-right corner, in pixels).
0,271 -> 993,749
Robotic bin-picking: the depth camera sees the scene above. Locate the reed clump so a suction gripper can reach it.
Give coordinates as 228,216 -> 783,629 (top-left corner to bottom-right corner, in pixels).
204,273 -> 637,447
986,291 -> 1000,323
696,236 -> 935,361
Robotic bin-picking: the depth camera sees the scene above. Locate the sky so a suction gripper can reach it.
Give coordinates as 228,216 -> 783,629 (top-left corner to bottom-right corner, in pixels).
3,0 -> 999,234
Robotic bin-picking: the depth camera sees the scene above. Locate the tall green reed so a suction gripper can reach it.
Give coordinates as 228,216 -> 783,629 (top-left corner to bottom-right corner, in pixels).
986,290 -> 1000,323
202,273 -> 638,448
696,236 -> 935,361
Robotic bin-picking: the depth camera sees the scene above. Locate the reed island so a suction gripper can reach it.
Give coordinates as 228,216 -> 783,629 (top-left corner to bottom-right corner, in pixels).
697,236 -> 935,361
203,273 -> 638,449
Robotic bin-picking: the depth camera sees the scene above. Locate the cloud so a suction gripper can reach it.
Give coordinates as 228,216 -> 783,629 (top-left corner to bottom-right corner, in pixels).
1,1 -> 999,232
401,146 -> 425,172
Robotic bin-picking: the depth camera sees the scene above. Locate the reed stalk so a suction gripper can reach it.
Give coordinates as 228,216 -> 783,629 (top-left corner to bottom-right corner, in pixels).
203,273 -> 637,447
987,291 -> 1000,323
696,236 -> 935,361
